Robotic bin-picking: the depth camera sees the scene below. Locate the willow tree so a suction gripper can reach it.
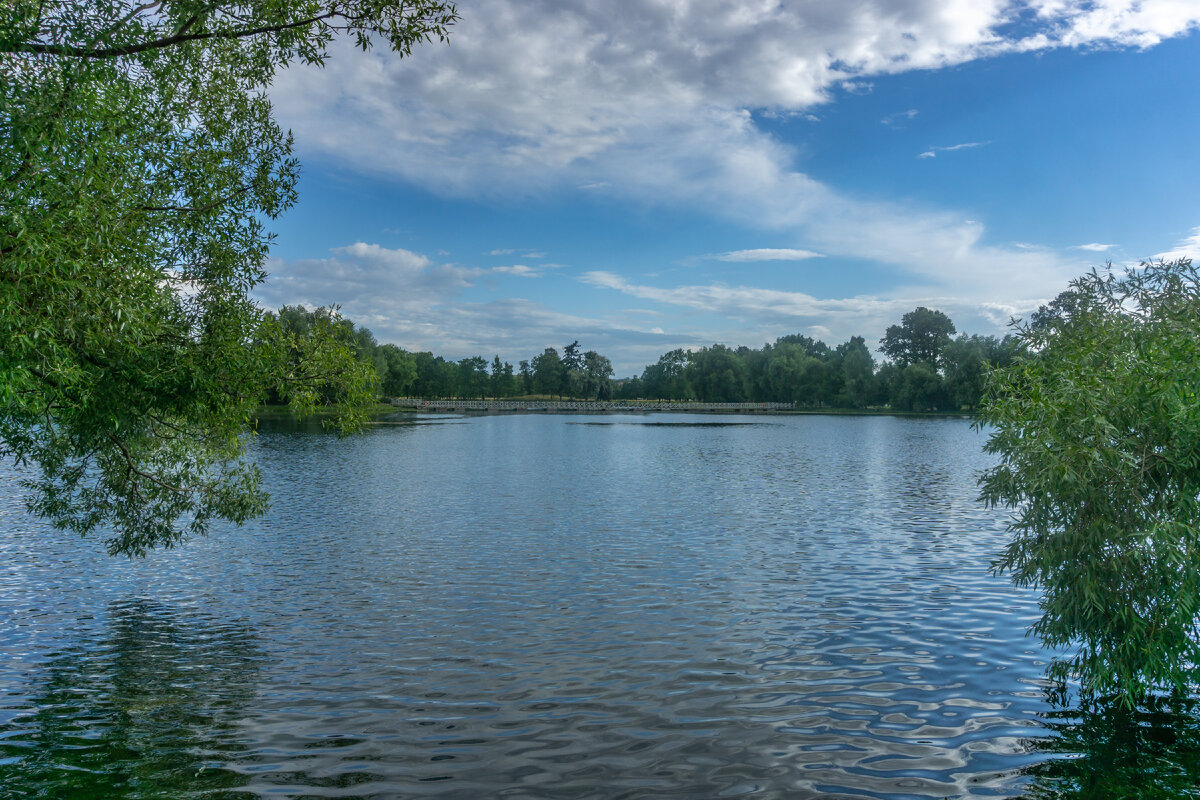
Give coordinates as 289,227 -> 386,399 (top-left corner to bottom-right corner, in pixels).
0,2 -> 456,555
978,259 -> 1200,706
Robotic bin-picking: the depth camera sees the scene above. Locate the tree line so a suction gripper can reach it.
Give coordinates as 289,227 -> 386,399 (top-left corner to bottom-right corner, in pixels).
270,304 -> 1021,412
619,306 -> 1020,411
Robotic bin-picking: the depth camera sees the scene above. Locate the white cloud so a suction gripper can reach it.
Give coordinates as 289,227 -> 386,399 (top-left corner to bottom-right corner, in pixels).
580,271 -> 1049,350
492,264 -> 540,277
1027,0 -> 1200,48
255,243 -> 689,372
262,1 -> 1200,366
882,109 -> 919,126
1073,242 -> 1117,251
1154,226 -> 1200,262
273,1 -> 1200,200
265,1 -> 1196,297
716,248 -> 824,262
917,141 -> 989,158
257,242 -> 477,321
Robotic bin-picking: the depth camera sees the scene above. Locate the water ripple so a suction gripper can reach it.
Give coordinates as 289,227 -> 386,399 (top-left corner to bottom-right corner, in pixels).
0,414 -> 1152,798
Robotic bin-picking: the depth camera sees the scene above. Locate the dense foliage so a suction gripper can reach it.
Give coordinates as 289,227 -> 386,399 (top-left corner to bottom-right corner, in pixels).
322,304 -> 1017,410
978,260 -> 1200,706
0,2 -> 455,554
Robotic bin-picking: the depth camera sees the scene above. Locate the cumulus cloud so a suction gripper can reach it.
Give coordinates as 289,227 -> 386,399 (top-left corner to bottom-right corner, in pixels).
266,1 -> 1197,293
262,1 -> 1200,366
1024,0 -> 1200,48
716,248 -> 824,262
271,0 -> 1198,196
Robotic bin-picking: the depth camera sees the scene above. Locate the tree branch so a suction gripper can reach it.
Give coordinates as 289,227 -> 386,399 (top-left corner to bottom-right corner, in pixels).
13,12 -> 341,59
107,432 -> 188,495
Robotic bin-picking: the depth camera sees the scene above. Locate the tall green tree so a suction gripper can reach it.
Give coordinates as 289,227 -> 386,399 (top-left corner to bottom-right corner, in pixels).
517,359 -> 533,395
880,307 -> 956,368
560,340 -> 583,398
376,344 -> 416,398
531,347 -> 561,397
457,356 -> 488,399
978,260 -> 1200,706
581,350 -> 613,400
687,344 -> 747,402
641,349 -> 693,400
836,336 -> 875,408
263,305 -> 380,407
0,2 -> 456,554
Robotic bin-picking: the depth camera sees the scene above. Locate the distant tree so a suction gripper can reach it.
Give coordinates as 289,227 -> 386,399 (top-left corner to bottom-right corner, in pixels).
413,353 -> 458,399
489,355 -> 506,398
377,344 -> 417,398
687,344 -> 747,402
775,334 -> 831,360
614,377 -> 643,400
501,361 -> 516,398
582,351 -> 614,400
641,349 -> 693,400
560,340 -> 584,398
738,345 -> 771,401
457,356 -> 488,399
433,357 -> 460,399
889,362 -> 947,411
881,307 -> 957,368
518,360 -> 533,395
531,348 -> 562,397
837,336 -> 876,408
979,260 -> 1200,706
764,342 -> 813,404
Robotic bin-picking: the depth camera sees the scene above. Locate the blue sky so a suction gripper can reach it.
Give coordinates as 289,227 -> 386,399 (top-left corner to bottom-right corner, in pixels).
258,1 -> 1200,375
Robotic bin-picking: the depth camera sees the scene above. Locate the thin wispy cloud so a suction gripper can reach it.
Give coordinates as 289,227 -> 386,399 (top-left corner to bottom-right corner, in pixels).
492,264 -> 540,277
716,248 -> 824,262
489,248 -> 545,259
579,271 -> 1048,350
256,243 -> 671,371
1073,243 -> 1117,252
918,142 -> 989,159
1154,226 -> 1200,262
882,109 -> 919,126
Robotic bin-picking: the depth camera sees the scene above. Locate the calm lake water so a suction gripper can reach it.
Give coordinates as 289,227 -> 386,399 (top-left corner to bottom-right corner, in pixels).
2,413 -> 1199,799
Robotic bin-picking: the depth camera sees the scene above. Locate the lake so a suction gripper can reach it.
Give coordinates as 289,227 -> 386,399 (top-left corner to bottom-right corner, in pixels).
2,413 -> 1198,798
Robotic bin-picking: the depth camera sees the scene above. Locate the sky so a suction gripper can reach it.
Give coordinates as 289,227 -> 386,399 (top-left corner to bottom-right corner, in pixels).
258,0 -> 1200,376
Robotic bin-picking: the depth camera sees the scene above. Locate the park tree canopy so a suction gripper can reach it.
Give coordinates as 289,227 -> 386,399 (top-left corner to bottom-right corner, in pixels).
978,259 -> 1200,706
880,306 -> 956,368
0,2 -> 456,555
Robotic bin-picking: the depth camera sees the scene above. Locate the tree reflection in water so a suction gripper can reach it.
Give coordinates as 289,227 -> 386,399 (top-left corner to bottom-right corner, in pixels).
0,598 -> 264,799
1020,695 -> 1200,799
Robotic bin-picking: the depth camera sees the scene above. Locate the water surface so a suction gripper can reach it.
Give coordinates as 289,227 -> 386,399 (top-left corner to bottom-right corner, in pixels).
0,414 -> 1188,798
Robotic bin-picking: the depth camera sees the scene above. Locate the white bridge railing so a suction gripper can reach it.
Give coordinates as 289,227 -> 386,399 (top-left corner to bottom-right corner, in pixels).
391,398 -> 794,412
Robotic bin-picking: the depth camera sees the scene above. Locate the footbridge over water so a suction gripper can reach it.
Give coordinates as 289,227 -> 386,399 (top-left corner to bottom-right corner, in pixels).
391,398 -> 795,413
